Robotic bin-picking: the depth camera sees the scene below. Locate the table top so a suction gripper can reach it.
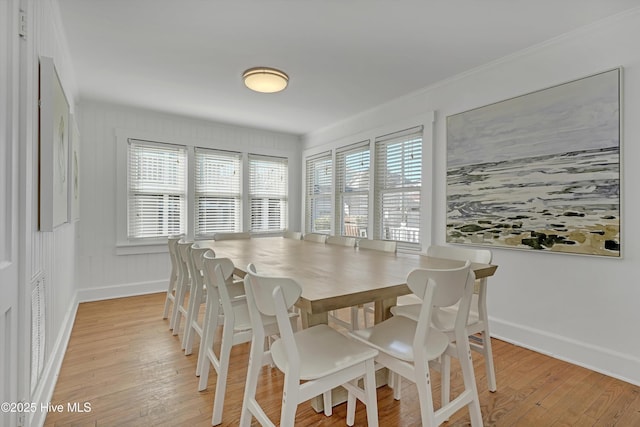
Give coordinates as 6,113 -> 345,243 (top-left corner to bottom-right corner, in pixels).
207,237 -> 498,316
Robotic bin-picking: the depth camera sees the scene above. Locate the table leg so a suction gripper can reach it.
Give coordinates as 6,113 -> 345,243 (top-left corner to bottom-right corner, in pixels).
300,310 -> 328,329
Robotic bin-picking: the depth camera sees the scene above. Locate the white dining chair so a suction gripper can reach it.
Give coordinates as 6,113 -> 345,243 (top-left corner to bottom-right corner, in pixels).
240,264 -> 379,427
183,242 -> 245,357
162,235 -> 183,329
283,230 -> 302,240
350,262 -> 483,427
213,231 -> 251,240
302,232 -> 327,243
391,245 -> 496,402
357,238 -> 397,253
326,235 -> 357,247
197,253 -> 256,425
170,240 -> 194,340
352,239 -> 398,330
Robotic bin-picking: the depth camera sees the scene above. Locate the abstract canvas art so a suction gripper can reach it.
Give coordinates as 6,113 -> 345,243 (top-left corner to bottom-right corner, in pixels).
39,56 -> 70,231
446,69 -> 621,257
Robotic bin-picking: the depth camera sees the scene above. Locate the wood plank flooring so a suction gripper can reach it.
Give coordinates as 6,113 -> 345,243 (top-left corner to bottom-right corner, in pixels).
44,293 -> 640,426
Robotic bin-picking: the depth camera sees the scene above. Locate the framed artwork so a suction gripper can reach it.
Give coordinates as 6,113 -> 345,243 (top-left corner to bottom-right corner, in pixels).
69,114 -> 80,221
39,56 -> 70,231
446,68 -> 621,257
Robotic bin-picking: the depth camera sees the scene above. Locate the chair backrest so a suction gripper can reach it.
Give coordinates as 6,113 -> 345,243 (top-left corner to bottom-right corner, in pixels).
213,231 -> 251,241
357,239 -> 397,253
407,261 -> 472,308
283,230 -> 302,240
426,245 -> 492,264
192,240 -> 215,249
303,233 -> 327,243
326,236 -> 356,247
426,245 -> 492,301
177,241 -> 194,281
190,245 -> 212,285
168,236 -> 183,280
202,251 -> 238,315
407,262 -> 475,354
244,264 -> 302,370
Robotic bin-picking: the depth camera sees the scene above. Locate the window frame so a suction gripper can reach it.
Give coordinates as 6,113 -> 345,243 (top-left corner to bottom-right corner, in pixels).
126,138 -> 188,241
305,151 -> 333,235
301,113 -> 434,252
248,154 -> 289,233
116,129 -> 294,254
194,147 -> 243,239
374,126 -> 424,251
335,141 -> 370,238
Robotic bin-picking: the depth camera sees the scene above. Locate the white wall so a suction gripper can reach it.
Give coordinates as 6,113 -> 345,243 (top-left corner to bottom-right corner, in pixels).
76,101 -> 302,301
21,1 -> 80,426
304,10 -> 640,385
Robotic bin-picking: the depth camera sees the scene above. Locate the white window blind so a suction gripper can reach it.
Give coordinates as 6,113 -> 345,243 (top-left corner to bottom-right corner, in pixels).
195,148 -> 242,238
127,139 -> 187,239
335,141 -> 370,237
249,154 -> 288,232
374,126 -> 423,249
305,152 -> 332,234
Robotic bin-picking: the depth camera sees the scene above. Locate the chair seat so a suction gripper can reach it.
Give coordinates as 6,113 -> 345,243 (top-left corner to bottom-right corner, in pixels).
391,304 -> 480,329
270,324 -> 378,381
351,316 -> 449,363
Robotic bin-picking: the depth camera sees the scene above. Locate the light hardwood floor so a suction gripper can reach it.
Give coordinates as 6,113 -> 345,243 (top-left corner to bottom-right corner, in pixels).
44,293 -> 639,426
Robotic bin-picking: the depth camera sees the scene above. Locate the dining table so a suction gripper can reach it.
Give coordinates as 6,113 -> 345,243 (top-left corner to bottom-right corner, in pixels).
206,236 -> 498,412
209,236 -> 497,327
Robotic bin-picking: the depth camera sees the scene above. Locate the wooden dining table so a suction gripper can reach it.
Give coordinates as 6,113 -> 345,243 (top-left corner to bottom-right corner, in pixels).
208,236 -> 498,411
209,236 -> 498,328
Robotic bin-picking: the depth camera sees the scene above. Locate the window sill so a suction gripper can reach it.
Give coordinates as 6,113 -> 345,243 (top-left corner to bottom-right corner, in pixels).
116,241 -> 168,256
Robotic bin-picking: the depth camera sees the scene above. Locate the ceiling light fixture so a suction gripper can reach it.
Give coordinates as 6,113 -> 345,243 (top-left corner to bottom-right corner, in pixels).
242,67 -> 289,93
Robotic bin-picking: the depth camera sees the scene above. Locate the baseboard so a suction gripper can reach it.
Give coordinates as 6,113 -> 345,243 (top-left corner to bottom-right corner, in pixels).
29,293 -> 79,427
490,316 -> 640,387
76,279 -> 167,303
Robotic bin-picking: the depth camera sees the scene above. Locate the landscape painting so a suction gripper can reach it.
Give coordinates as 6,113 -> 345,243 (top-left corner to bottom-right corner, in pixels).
446,68 -> 621,257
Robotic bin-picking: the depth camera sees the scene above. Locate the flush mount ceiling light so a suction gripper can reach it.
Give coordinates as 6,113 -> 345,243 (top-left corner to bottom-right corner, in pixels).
242,67 -> 289,93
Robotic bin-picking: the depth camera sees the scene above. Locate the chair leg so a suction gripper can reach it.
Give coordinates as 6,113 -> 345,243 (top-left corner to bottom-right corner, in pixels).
458,339 -> 483,427
183,286 -> 202,354
363,359 -> 379,427
279,373 -> 298,427
414,363 -> 437,427
171,281 -> 188,336
211,325 -> 233,426
197,302 -> 219,383
346,385 -> 356,426
240,337 -> 264,427
389,370 -> 402,400
162,274 -> 175,320
441,354 -> 451,406
323,391 -> 332,416
482,332 -> 497,392
162,293 -> 173,321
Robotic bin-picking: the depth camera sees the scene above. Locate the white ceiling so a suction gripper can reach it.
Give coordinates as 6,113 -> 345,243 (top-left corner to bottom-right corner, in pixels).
57,0 -> 639,136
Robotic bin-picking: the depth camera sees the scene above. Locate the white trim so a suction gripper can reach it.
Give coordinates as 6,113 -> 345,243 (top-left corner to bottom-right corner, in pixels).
491,317 -> 640,387
29,293 -> 78,427
76,279 -> 167,303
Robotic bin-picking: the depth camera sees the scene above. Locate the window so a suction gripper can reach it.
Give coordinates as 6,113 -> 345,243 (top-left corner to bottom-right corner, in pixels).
335,141 -> 370,237
249,154 -> 288,232
194,148 -> 242,238
374,126 -> 423,249
127,139 -> 187,239
305,152 -> 332,234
